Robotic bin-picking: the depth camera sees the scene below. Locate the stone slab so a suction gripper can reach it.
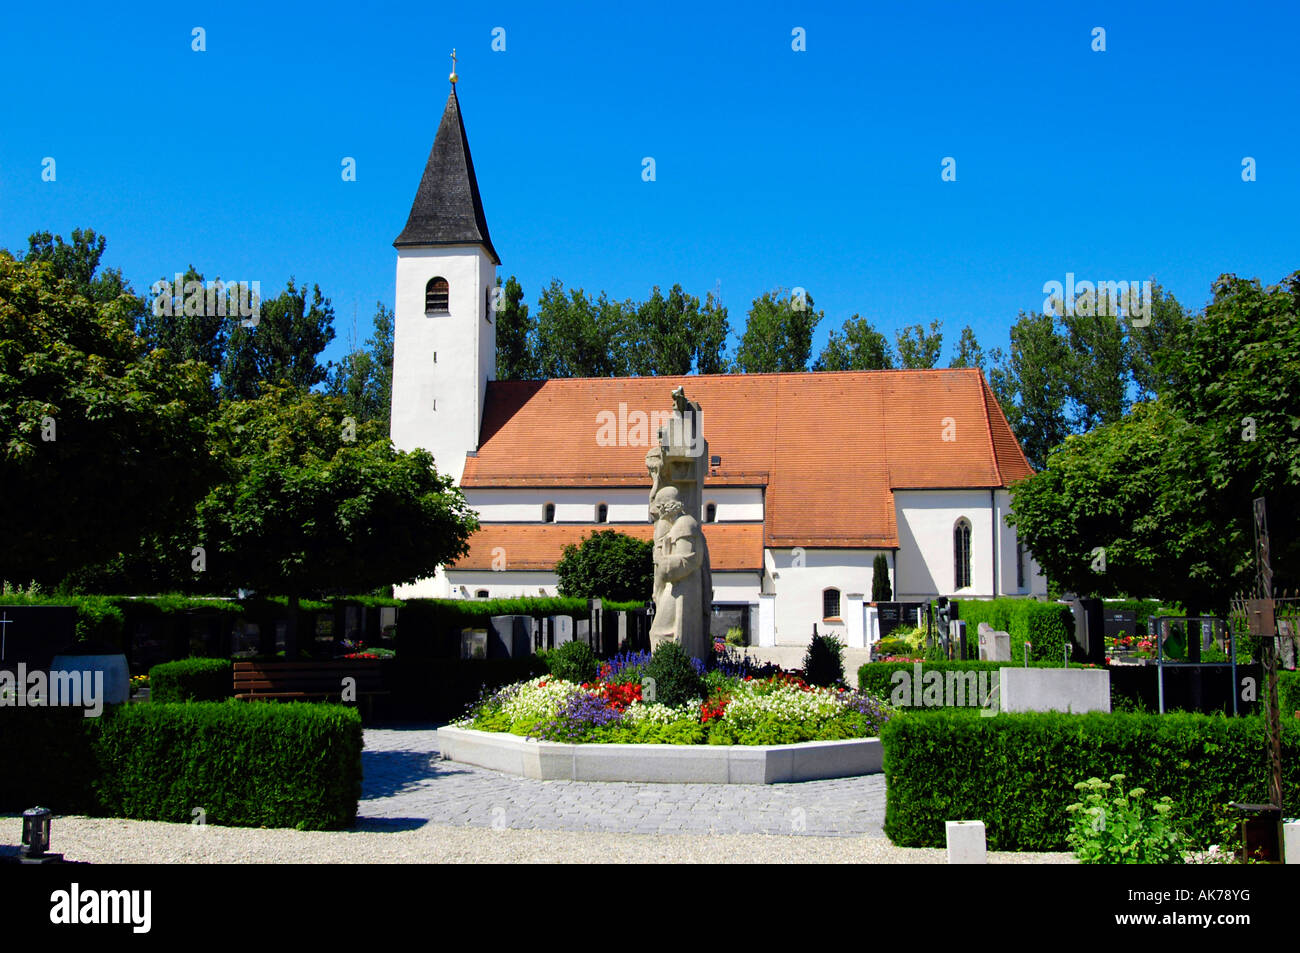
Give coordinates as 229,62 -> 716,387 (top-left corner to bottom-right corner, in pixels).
436,726 -> 883,784
998,667 -> 1110,713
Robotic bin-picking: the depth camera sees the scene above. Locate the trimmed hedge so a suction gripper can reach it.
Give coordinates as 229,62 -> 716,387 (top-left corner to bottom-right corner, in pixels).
949,598 -> 1075,663
93,702 -> 361,829
148,658 -> 234,702
882,709 -> 1300,851
0,702 -> 362,829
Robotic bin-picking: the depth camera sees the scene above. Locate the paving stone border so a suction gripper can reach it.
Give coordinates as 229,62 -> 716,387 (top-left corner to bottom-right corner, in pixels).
436,726 -> 883,784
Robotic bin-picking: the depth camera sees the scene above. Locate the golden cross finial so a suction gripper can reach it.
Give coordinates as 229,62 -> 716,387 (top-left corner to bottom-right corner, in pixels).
449,49 -> 458,84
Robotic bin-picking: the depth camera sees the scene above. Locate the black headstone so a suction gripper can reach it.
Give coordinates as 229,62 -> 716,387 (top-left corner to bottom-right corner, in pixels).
0,606 -> 78,673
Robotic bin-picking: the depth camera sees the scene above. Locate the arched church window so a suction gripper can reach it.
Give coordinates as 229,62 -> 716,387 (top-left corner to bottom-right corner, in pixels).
425,277 -> 449,314
823,588 -> 841,620
954,518 -> 972,590
595,503 -> 608,523
543,503 -> 555,523
705,502 -> 717,523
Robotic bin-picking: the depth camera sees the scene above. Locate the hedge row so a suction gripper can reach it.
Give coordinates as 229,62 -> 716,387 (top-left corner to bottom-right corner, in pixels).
148,658 -> 234,702
395,597 -> 644,658
1280,671 -> 1300,718
949,598 -> 1075,663
881,709 -> 1300,851
0,702 -> 362,829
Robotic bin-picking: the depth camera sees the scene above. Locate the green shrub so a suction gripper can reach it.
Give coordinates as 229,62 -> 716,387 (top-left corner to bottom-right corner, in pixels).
644,642 -> 705,706
91,702 -> 361,829
547,640 -> 599,683
874,638 -> 915,657
1066,775 -> 1186,864
148,658 -> 233,702
0,702 -> 361,829
882,709 -> 1300,851
803,632 -> 845,686
1278,671 -> 1300,719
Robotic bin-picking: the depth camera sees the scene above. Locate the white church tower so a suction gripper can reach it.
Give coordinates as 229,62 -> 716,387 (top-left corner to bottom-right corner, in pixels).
390,59 -> 499,486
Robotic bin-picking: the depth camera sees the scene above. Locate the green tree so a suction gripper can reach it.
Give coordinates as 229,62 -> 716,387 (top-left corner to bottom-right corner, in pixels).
1162,271 -> 1300,592
554,530 -> 653,602
1059,304 -> 1129,431
194,385 -> 479,653
948,325 -> 985,370
895,319 -> 944,369
22,229 -> 140,308
814,315 -> 894,371
137,265 -> 234,397
0,252 -> 215,587
534,280 -> 625,378
494,275 -> 536,380
1129,282 -> 1193,401
220,278 -> 335,400
734,288 -> 821,373
1007,401 -> 1232,614
988,311 -> 1072,470
694,291 -> 731,375
326,302 -> 394,435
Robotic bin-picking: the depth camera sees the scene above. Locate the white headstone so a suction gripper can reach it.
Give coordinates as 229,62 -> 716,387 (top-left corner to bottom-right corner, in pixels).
945,820 -> 987,864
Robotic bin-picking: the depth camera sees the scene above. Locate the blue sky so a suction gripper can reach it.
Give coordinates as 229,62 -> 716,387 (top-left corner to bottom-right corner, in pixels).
1,0 -> 1296,366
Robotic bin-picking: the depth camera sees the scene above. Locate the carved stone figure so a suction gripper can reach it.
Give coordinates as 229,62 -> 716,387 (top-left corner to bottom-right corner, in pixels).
646,389 -> 712,659
649,486 -> 708,658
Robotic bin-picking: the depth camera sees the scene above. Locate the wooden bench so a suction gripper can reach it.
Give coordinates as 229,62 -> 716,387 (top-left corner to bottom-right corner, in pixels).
233,660 -> 388,719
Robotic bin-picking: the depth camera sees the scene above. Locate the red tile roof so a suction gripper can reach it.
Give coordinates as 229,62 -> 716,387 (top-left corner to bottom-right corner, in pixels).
458,369 -> 1033,551
449,523 -> 764,571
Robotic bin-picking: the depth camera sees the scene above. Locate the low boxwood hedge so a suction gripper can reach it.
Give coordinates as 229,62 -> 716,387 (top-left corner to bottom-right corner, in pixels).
881,708 -> 1300,851
148,658 -> 234,702
0,701 -> 361,830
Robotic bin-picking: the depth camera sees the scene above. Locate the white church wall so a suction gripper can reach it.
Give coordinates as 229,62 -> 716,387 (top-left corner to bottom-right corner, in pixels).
390,244 -> 496,485
710,572 -> 761,604
462,486 -> 764,524
442,570 -> 557,600
893,489 -> 996,600
765,547 -> 890,646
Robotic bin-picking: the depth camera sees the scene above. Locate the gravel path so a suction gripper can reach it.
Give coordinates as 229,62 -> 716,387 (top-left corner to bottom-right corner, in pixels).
0,724 -> 1074,863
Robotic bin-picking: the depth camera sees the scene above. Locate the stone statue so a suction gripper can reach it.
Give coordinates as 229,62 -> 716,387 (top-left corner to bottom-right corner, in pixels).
649,486 -> 708,658
646,390 -> 712,659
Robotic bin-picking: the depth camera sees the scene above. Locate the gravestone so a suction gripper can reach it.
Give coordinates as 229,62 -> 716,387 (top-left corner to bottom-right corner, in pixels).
488,615 -> 532,659
551,615 -> 574,648
1102,608 -> 1138,640
575,619 -> 591,647
1073,598 -> 1107,664
977,622 -> 1011,662
460,628 -> 488,660
0,606 -> 78,673
950,620 -> 968,660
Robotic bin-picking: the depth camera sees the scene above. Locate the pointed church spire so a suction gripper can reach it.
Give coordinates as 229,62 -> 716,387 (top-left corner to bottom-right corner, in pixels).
393,62 -> 498,263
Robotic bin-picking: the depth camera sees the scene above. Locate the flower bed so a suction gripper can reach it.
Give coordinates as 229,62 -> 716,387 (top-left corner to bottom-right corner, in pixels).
460,654 -> 891,746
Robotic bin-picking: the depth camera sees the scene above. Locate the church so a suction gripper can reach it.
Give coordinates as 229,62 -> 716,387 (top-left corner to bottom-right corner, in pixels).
389,72 -> 1048,648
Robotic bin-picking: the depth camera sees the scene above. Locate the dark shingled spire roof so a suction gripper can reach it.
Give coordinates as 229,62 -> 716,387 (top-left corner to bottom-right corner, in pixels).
394,87 -> 499,263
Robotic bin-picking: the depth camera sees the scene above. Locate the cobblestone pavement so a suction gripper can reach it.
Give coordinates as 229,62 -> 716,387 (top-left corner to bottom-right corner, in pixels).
359,725 -> 887,837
